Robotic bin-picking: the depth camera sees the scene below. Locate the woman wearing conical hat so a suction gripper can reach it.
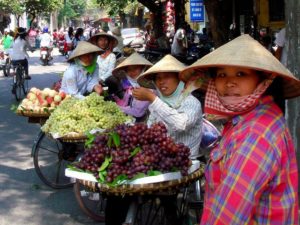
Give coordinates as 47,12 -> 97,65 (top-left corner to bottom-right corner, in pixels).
60,41 -> 103,99
132,54 -> 203,225
107,52 -> 153,121
133,54 -> 203,158
89,31 -> 118,82
180,34 -> 300,224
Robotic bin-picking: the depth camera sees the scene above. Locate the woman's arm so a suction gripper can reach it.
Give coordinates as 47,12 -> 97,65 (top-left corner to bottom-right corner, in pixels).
148,96 -> 201,131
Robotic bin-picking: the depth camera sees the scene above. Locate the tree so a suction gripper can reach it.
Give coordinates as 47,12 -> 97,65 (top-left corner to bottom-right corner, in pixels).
58,0 -> 86,27
96,0 -> 187,36
24,0 -> 62,27
0,0 -> 25,26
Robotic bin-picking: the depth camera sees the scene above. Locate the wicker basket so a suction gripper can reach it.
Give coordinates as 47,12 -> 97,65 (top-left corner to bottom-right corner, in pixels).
59,133 -> 87,143
77,168 -> 204,196
16,109 -> 50,118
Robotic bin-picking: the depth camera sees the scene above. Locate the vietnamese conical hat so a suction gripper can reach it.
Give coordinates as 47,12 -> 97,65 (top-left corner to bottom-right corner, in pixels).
68,41 -> 102,61
89,32 -> 118,49
112,52 -> 153,76
180,34 -> 300,99
137,54 -> 186,88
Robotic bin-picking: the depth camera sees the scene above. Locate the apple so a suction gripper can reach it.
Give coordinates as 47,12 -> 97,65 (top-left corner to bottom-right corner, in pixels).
30,87 -> 38,94
27,92 -> 37,101
54,94 -> 62,103
49,89 -> 57,97
59,92 -> 66,99
50,102 -> 57,107
46,96 -> 54,105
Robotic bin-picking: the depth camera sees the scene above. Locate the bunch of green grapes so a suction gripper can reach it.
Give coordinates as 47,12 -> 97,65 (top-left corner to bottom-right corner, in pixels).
41,94 -> 132,136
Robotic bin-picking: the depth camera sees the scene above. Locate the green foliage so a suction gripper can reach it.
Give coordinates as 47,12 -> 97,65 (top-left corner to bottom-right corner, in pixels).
58,0 -> 87,24
96,0 -> 137,16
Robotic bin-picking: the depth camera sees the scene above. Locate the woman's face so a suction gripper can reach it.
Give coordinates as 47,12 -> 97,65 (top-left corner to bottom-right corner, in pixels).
97,36 -> 109,49
78,53 -> 95,66
155,72 -> 180,96
215,67 -> 261,97
127,65 -> 144,79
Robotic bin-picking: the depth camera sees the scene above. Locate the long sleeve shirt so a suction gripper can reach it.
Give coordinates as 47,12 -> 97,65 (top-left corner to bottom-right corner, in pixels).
147,95 -> 202,158
114,78 -> 150,119
96,53 -> 116,82
201,96 -> 299,225
60,63 -> 99,99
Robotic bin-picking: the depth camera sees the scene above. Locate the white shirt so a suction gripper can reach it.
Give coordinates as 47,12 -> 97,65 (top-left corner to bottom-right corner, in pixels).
40,33 -> 53,47
275,28 -> 287,66
60,63 -> 100,99
147,95 -> 203,158
10,37 -> 31,60
96,53 -> 116,81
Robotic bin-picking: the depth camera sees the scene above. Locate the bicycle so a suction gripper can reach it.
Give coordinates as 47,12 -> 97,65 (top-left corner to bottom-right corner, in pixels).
31,130 -> 84,189
11,60 -> 29,101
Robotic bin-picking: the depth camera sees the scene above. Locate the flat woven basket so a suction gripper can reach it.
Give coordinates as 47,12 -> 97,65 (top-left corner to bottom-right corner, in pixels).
77,167 -> 204,196
58,133 -> 87,143
16,109 -> 50,118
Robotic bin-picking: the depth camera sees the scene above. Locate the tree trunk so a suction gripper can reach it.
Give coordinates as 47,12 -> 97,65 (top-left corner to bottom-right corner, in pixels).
285,0 -> 300,194
204,0 -> 233,47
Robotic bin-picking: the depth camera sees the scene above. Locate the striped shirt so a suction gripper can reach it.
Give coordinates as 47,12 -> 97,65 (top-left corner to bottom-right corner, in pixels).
147,95 -> 203,158
201,96 -> 299,225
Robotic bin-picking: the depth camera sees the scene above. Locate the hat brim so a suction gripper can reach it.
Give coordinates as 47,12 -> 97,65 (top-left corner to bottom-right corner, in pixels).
179,35 -> 300,99
89,32 -> 118,49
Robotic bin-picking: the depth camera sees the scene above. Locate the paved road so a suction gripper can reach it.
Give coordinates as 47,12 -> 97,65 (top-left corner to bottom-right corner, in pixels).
0,49 -> 102,225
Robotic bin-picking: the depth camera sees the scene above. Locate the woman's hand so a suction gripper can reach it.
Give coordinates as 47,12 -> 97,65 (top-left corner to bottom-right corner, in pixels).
132,87 -> 156,102
94,84 -> 103,95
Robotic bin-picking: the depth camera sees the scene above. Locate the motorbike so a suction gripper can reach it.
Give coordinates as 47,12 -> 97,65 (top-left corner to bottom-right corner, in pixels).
58,40 -> 65,56
40,47 -> 52,66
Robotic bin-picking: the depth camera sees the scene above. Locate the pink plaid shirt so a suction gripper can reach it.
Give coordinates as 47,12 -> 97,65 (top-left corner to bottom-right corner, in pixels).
201,96 -> 299,225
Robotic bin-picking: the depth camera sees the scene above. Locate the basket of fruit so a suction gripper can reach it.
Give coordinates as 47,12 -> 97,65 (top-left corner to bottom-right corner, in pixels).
66,122 -> 204,195
16,87 -> 69,118
42,93 -> 132,142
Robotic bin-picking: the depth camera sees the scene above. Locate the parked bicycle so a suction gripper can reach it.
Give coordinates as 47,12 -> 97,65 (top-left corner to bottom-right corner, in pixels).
11,60 -> 29,101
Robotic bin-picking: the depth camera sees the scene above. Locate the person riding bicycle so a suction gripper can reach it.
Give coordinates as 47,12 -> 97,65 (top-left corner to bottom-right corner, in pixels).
39,27 -> 53,59
10,27 -> 34,81
60,41 -> 103,99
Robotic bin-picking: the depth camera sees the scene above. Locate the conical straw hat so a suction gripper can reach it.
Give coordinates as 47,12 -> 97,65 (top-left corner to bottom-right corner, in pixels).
137,54 -> 186,88
180,34 -> 300,99
68,41 -> 102,61
112,52 -> 153,76
89,32 -> 118,49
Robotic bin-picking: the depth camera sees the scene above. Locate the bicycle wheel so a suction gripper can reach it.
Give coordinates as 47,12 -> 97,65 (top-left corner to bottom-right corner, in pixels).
32,131 -> 77,189
73,180 -> 106,222
14,67 -> 23,101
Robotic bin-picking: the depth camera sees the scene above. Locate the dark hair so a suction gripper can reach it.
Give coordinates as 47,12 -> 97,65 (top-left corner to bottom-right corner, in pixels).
68,27 -> 74,38
14,27 -> 27,41
75,28 -> 84,41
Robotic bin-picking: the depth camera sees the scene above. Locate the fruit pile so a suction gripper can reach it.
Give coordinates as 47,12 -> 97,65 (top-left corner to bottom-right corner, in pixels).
73,122 -> 191,185
18,87 -> 69,112
41,93 -> 132,137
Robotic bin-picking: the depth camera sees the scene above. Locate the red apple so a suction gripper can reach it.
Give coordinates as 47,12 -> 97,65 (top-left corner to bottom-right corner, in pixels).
59,92 -> 66,99
46,96 -> 54,105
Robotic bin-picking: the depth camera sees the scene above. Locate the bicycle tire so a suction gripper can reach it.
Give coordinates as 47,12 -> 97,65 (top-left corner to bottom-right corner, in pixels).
73,180 -> 106,222
14,67 -> 21,101
32,131 -> 74,189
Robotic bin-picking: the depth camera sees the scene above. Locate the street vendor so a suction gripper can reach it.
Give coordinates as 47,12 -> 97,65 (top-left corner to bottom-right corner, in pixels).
180,34 -> 300,224
133,54 -> 203,158
109,52 -> 153,122
89,32 -> 118,83
60,41 -> 103,99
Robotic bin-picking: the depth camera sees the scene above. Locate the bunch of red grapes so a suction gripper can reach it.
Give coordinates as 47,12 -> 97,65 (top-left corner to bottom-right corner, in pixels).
76,122 -> 191,183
